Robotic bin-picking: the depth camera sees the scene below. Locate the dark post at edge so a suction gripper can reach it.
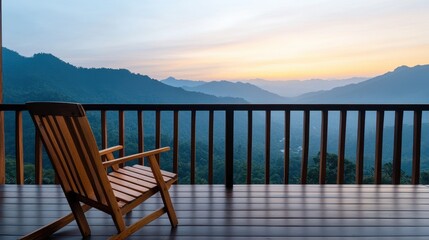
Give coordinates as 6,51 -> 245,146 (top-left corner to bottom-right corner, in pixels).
0,0 -> 5,184
225,110 -> 234,189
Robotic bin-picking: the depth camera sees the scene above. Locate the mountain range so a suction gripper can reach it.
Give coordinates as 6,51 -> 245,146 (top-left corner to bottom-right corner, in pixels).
162,77 -> 368,98
243,77 -> 368,97
3,48 -> 244,104
175,80 -> 288,103
3,47 -> 429,104
292,65 -> 429,103
162,65 -> 429,104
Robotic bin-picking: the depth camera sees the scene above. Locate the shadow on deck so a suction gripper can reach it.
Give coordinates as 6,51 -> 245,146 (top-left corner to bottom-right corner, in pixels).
1,184 -> 429,239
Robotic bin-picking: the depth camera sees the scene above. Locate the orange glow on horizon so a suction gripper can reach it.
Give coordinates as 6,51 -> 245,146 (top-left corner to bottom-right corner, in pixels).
144,41 -> 429,81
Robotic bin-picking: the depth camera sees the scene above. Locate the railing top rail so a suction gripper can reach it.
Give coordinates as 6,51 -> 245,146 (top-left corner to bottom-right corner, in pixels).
2,103 -> 429,111
0,104 -> 27,111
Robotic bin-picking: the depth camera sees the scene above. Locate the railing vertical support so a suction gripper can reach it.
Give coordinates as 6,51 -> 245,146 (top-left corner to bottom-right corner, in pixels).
337,110 -> 347,184
155,110 -> 161,163
101,111 -> 107,149
118,110 -> 125,167
392,110 -> 403,184
356,110 -> 365,184
173,110 -> 179,174
265,110 -> 271,184
155,110 -> 161,149
412,110 -> 422,184
16,111 -> 24,184
247,111 -> 252,184
284,110 -> 290,184
208,110 -> 214,184
0,0 -> 4,185
225,110 -> 234,189
190,110 -> 196,184
0,110 -> 4,184
35,132 -> 43,184
301,110 -> 310,184
138,110 -> 144,165
319,110 -> 328,184
374,110 -> 384,184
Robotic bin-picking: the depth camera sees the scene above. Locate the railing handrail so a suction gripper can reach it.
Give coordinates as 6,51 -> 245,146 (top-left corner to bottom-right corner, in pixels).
3,103 -> 429,111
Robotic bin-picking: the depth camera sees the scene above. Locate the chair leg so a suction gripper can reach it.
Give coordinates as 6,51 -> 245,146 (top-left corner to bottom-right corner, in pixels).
159,186 -> 178,227
66,195 -> 91,237
110,208 -> 127,234
109,208 -> 166,240
19,204 -> 92,240
148,155 -> 178,227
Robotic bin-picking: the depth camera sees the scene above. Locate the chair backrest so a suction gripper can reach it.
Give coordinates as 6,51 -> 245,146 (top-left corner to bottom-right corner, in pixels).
27,102 -> 115,207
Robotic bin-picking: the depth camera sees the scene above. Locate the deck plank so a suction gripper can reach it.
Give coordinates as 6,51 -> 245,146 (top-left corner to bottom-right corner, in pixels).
1,184 -> 429,239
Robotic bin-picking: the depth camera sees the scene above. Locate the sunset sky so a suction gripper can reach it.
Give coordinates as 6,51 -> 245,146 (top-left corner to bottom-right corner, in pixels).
4,0 -> 429,81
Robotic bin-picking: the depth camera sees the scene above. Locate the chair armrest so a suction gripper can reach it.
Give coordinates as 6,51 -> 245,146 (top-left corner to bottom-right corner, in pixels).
99,145 -> 123,156
102,147 -> 170,168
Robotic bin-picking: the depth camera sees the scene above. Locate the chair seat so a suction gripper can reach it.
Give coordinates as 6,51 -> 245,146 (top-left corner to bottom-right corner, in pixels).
108,164 -> 177,206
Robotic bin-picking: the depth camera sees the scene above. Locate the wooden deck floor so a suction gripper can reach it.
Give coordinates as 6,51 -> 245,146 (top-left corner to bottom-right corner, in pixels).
1,184 -> 429,239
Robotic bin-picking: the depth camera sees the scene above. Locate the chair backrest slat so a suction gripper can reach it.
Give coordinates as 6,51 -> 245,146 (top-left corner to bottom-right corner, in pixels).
28,102 -> 116,207
55,116 -> 93,198
38,115 -> 77,193
45,116 -> 80,192
66,116 -> 108,204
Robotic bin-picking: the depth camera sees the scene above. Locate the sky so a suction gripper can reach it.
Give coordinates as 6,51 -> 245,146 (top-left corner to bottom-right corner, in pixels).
3,0 -> 429,81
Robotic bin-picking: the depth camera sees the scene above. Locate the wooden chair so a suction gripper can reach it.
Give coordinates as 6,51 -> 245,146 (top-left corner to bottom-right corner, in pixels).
23,102 -> 178,240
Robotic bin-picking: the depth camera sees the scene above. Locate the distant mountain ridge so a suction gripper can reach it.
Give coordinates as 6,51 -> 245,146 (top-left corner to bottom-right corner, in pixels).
161,77 -> 206,88
161,77 -> 289,103
162,65 -> 429,103
3,48 -> 246,104
244,77 -> 368,97
293,65 -> 429,103
183,80 -> 288,103
161,76 -> 368,98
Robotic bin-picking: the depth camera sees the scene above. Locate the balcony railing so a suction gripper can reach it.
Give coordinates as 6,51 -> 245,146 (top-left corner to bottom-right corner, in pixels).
1,103 -> 429,188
